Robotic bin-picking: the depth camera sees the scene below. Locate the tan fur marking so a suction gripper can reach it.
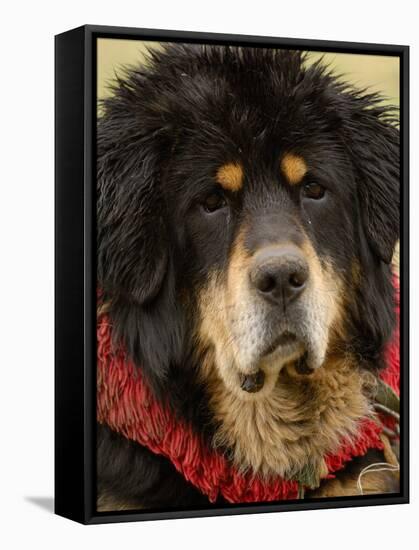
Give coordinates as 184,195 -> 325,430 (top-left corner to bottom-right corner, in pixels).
97,302 -> 111,317
96,494 -> 143,512
201,353 -> 373,480
351,259 -> 362,286
380,433 -> 400,467
216,162 -> 244,192
300,239 -> 346,348
281,153 -> 308,185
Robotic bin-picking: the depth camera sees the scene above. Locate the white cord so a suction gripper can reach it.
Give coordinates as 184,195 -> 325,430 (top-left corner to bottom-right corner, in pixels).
357,462 -> 400,495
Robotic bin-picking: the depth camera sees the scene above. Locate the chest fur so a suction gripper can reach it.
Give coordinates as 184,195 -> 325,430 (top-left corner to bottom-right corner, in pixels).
203,357 -> 374,481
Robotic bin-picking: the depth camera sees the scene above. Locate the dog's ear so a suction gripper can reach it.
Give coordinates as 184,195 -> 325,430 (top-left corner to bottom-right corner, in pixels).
346,105 -> 400,264
97,116 -> 168,304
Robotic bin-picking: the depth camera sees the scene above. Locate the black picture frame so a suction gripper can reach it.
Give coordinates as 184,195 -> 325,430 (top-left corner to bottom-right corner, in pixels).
55,24 -> 409,524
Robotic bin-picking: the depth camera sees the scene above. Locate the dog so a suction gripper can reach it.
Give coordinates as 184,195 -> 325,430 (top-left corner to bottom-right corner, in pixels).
96,45 -> 400,511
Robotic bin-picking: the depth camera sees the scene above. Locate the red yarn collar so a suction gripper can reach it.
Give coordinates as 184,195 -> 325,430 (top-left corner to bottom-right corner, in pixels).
97,281 -> 400,503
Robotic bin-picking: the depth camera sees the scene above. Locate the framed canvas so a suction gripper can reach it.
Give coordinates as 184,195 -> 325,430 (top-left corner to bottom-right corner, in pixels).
55,25 -> 409,524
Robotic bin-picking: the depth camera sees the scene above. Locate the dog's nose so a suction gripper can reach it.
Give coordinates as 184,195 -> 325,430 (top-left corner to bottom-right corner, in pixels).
250,246 -> 309,306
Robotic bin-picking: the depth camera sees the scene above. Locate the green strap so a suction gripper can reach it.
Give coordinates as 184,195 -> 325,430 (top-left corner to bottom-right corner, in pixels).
375,378 -> 400,414
292,462 -> 321,491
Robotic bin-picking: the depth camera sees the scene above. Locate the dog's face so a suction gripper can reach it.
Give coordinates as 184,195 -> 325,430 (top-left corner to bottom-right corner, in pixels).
98,46 -> 399,404
173,145 -> 349,399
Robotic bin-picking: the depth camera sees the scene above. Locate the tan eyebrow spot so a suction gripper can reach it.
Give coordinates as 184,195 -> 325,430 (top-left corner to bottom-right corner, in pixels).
215,162 -> 243,192
281,153 -> 308,185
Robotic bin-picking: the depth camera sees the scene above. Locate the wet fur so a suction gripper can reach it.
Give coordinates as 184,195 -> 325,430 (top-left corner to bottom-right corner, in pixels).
97,45 -> 399,509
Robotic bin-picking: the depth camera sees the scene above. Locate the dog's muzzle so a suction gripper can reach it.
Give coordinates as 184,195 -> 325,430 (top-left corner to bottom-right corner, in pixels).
239,245 -> 311,393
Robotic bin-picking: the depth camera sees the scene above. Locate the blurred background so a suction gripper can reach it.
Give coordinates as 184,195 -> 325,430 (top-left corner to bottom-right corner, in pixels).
97,38 -> 400,269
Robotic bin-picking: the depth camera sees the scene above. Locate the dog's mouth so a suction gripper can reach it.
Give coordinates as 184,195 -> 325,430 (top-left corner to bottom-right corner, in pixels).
262,330 -> 297,356
239,331 -> 310,394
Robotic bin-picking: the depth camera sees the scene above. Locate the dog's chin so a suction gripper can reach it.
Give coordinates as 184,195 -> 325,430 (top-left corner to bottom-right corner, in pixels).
217,339 -> 309,401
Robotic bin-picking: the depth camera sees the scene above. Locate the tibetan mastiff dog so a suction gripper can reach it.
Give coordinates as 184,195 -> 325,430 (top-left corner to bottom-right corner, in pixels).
96,45 -> 400,511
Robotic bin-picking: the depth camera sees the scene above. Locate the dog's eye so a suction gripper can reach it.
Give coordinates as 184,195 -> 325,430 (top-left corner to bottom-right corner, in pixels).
302,182 -> 325,200
201,193 -> 227,213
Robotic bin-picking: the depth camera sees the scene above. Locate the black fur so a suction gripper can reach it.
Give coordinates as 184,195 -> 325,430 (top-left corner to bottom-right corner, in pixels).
97,424 -> 211,509
97,45 -> 399,509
